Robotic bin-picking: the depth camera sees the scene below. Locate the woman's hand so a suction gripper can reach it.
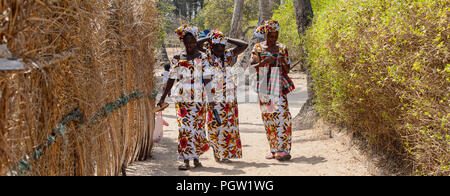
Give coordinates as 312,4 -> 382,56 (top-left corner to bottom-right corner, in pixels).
277,56 -> 287,65
261,56 -> 277,66
158,79 -> 175,107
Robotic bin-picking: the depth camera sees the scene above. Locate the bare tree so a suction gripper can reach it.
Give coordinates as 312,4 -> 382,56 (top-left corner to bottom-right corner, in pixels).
292,0 -> 319,130
260,0 -> 274,23
229,0 -> 244,39
157,40 -> 171,67
172,0 -> 205,21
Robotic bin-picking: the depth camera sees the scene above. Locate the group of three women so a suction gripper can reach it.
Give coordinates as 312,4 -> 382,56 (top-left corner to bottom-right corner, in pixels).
157,20 -> 295,170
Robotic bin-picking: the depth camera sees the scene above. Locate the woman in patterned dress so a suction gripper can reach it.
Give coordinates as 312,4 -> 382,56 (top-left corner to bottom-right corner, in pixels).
197,30 -> 248,163
157,25 -> 212,170
250,20 -> 296,161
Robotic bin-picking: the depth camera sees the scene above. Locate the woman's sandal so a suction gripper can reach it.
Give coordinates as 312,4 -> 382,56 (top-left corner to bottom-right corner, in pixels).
214,156 -> 221,163
275,152 -> 292,161
178,161 -> 190,171
221,159 -> 232,163
193,159 -> 203,168
265,152 -> 276,160
215,156 -> 233,164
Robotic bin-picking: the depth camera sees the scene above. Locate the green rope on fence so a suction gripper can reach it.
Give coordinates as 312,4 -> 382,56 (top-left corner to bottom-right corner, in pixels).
9,90 -> 159,176
10,108 -> 84,176
149,90 -> 158,99
89,91 -> 145,124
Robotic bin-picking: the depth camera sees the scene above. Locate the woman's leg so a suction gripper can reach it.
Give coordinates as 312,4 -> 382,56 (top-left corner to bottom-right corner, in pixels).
274,96 -> 292,160
207,103 -> 222,162
260,98 -> 279,155
224,101 -> 243,160
260,96 -> 292,160
193,103 -> 209,157
208,102 -> 243,162
177,102 -> 202,161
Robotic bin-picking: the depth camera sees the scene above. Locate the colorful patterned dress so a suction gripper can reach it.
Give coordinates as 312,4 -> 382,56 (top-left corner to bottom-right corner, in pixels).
251,42 -> 294,154
206,49 -> 243,160
169,52 -> 212,160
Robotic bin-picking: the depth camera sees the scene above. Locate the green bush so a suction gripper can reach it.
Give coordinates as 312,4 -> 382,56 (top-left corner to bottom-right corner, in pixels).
306,0 -> 449,175
192,0 -> 258,37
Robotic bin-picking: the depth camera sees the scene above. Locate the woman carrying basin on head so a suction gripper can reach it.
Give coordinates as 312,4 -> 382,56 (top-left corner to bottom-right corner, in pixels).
197,29 -> 248,163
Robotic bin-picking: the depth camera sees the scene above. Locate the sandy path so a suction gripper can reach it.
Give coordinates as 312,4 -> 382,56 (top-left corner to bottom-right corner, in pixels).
126,49 -> 376,176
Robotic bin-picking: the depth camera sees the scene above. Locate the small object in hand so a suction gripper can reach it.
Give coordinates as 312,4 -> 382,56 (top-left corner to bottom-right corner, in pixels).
252,55 -> 260,63
154,102 -> 169,113
213,109 -> 222,126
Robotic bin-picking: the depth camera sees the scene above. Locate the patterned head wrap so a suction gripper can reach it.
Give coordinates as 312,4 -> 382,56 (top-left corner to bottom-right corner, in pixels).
209,29 -> 227,45
254,20 -> 280,39
175,25 -> 199,40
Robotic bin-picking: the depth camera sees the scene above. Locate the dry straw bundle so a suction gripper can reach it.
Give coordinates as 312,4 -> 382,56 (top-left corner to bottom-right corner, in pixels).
0,0 -> 158,176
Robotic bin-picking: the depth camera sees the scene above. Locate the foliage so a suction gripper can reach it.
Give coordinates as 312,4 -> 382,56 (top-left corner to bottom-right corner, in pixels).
192,0 -> 258,37
157,0 -> 176,45
272,0 -> 338,64
310,0 -> 336,15
306,0 -> 449,175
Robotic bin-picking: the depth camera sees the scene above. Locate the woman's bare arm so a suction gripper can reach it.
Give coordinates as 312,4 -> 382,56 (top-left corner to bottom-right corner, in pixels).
197,37 -> 211,53
228,38 -> 248,56
157,79 -> 174,106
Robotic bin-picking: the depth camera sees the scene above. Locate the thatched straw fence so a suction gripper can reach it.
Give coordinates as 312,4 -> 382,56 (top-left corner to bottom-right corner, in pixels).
0,0 -> 158,176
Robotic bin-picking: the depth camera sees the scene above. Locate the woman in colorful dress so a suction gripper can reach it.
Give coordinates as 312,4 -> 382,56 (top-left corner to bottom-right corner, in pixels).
157,25 -> 212,170
250,20 -> 295,161
197,30 -> 248,163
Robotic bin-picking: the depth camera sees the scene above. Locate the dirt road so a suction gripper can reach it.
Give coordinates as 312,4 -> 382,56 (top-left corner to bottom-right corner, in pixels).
126,64 -> 378,176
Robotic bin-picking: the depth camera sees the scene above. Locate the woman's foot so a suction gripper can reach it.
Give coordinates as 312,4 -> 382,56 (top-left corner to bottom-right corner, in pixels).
265,152 -> 276,160
220,159 -> 232,164
275,152 -> 291,161
214,156 -> 221,163
178,160 -> 190,171
193,159 -> 203,168
215,156 -> 233,164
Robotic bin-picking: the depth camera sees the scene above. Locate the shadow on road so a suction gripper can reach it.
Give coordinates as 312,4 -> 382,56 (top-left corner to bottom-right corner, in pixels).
289,156 -> 327,165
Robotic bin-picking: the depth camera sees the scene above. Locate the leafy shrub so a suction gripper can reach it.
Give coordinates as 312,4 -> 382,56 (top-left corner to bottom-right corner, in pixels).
306,0 -> 449,175
192,0 -> 258,37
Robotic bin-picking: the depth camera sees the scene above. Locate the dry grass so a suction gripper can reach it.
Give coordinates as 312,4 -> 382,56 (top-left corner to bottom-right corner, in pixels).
0,0 -> 157,176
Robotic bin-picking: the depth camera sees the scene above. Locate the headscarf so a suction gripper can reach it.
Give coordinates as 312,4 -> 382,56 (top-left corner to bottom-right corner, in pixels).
209,29 -> 227,45
254,20 -> 280,39
175,25 -> 199,40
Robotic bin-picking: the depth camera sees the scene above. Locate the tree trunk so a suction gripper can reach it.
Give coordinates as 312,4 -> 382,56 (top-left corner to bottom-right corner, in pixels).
259,0 -> 274,23
158,40 -> 170,67
229,0 -> 244,39
236,0 -> 274,69
293,0 -> 313,35
292,0 -> 318,130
